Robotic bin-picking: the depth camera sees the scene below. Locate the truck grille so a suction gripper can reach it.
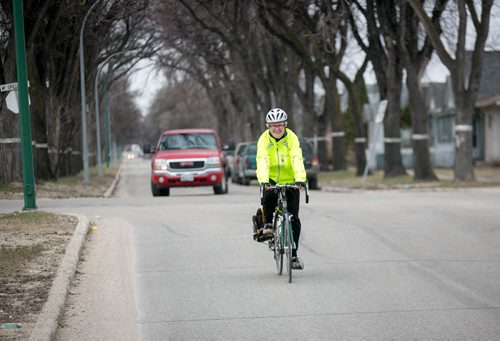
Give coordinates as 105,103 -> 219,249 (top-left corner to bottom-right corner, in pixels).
170,161 -> 204,170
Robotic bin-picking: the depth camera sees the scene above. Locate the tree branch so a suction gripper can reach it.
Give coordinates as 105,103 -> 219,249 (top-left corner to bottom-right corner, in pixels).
406,0 -> 454,69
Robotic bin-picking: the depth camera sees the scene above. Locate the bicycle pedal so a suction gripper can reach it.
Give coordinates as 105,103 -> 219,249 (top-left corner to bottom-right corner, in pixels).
258,234 -> 272,242
268,240 -> 275,251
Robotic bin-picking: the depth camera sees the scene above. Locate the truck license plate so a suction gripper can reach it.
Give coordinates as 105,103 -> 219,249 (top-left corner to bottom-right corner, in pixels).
180,173 -> 194,182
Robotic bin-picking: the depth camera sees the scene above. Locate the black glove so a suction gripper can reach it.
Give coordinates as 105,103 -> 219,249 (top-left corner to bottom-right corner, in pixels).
295,181 -> 306,187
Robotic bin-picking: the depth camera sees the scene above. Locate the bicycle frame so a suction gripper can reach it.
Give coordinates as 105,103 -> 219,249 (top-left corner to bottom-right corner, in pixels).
259,182 -> 309,283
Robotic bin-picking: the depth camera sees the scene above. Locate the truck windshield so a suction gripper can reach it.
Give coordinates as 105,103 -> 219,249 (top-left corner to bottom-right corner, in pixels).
158,133 -> 219,151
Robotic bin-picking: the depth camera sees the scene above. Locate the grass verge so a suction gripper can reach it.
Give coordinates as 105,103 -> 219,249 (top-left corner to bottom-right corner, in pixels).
318,166 -> 500,190
0,244 -> 45,276
0,212 -> 61,277
0,162 -> 121,199
0,210 -> 77,337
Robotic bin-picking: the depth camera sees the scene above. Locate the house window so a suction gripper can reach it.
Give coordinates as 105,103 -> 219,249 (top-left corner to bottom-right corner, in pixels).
436,115 -> 453,144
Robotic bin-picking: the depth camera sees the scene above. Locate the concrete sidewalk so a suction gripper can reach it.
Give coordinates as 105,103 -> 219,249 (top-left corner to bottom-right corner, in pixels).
29,164 -> 122,341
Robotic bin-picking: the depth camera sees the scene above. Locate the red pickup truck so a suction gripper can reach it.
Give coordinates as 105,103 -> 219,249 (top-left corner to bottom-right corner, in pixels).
146,129 -> 229,196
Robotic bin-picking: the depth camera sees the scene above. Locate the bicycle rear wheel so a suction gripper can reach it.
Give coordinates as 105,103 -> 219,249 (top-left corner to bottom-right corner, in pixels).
273,211 -> 283,275
284,212 -> 293,283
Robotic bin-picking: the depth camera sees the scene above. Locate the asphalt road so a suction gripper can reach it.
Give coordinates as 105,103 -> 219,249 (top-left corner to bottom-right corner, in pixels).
2,158 -> 500,340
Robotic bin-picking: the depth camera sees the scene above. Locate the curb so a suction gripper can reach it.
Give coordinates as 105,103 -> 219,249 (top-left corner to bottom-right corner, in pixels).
103,160 -> 123,198
29,214 -> 91,341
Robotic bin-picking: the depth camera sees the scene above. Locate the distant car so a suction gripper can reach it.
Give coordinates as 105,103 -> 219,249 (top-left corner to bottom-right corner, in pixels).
222,143 -> 235,180
299,137 -> 320,189
145,129 -> 228,196
231,142 -> 249,183
123,144 -> 143,160
238,141 -> 257,185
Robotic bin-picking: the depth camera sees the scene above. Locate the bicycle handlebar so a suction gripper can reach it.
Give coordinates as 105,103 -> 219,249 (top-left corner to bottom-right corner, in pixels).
259,182 -> 310,204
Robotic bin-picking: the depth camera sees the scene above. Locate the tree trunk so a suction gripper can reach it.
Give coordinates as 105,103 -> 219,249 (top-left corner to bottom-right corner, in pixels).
453,94 -> 475,181
301,65 -> 316,138
383,41 -> 406,177
324,76 -> 346,171
0,37 -> 22,183
28,54 -> 53,180
349,84 -> 367,176
316,110 -> 330,171
405,63 -> 437,181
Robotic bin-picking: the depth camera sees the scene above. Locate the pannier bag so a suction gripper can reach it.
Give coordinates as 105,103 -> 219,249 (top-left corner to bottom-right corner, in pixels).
252,207 -> 265,241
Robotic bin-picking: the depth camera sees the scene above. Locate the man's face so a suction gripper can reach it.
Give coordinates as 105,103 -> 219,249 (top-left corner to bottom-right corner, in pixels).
268,122 -> 286,139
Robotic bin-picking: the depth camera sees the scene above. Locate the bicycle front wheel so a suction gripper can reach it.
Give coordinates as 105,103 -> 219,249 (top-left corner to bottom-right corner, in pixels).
284,212 -> 293,283
273,211 -> 283,275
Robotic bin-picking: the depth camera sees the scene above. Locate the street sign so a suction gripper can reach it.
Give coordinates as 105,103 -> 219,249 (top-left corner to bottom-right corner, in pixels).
0,82 -> 18,92
5,90 -> 30,114
6,91 -> 19,113
1,81 -> 30,92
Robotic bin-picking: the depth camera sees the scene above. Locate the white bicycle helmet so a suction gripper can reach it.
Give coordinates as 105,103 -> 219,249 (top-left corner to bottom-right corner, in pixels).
265,108 -> 288,124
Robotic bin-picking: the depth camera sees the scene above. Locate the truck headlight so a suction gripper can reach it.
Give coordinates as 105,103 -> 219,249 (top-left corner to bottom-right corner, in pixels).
206,157 -> 221,167
153,159 -> 169,170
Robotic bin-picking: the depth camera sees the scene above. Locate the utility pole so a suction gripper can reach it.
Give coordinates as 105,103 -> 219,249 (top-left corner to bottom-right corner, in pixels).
94,49 -> 138,170
79,0 -> 102,184
13,0 -> 37,210
104,72 -> 111,168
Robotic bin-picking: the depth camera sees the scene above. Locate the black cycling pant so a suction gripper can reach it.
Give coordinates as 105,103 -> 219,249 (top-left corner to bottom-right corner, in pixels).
262,187 -> 301,253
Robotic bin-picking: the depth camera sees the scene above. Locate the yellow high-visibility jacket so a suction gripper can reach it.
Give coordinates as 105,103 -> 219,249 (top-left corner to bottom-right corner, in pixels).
256,128 -> 306,184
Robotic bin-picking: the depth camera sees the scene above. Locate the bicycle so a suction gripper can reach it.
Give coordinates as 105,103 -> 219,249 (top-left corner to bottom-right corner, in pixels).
259,182 -> 309,283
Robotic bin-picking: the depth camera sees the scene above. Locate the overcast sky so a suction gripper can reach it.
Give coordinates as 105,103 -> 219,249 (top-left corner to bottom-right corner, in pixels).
128,59 -> 166,116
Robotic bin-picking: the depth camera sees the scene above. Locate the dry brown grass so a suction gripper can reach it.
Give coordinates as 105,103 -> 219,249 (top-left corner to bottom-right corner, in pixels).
0,163 -> 120,200
0,164 -> 119,338
318,165 -> 500,191
0,211 -> 77,339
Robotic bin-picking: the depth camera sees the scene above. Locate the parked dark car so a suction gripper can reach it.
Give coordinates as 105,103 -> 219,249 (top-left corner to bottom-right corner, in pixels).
231,142 -> 249,183
299,137 -> 320,189
238,141 -> 257,185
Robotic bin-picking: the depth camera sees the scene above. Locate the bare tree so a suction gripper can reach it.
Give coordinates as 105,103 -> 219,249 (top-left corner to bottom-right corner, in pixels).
406,0 -> 494,181
348,0 -> 407,177
145,78 -> 217,140
108,78 -> 145,148
0,0 -> 159,181
399,0 -> 447,181
155,0 -> 303,142
256,0 -> 350,170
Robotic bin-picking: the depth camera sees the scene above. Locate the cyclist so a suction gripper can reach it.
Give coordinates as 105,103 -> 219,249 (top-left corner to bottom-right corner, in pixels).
255,108 -> 306,270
